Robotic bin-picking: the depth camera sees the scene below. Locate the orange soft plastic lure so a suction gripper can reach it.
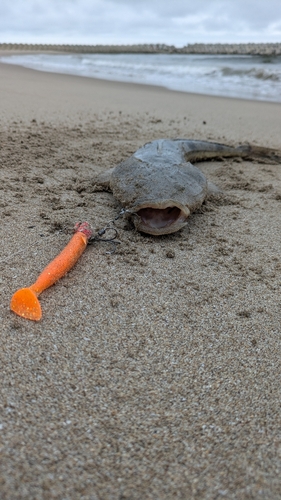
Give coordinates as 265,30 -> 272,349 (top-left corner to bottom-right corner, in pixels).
10,222 -> 93,321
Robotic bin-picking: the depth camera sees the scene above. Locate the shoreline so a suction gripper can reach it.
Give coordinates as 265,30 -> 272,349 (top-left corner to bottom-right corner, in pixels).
1,48 -> 280,106
1,42 -> 281,55
1,60 -> 281,148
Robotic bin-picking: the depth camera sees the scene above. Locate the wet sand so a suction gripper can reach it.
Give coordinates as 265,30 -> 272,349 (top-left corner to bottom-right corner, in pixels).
1,59 -> 281,499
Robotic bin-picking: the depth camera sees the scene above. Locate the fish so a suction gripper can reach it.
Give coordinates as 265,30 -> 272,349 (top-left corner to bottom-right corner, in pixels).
94,139 -> 280,235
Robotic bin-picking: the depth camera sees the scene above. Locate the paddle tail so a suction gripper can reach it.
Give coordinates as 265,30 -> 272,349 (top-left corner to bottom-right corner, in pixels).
10,222 -> 93,321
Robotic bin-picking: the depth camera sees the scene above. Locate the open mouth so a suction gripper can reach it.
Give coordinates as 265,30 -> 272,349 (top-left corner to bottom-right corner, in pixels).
131,203 -> 190,235
137,206 -> 183,229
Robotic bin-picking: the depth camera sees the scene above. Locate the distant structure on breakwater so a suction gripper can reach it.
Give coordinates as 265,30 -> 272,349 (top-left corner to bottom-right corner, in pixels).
1,43 -> 281,55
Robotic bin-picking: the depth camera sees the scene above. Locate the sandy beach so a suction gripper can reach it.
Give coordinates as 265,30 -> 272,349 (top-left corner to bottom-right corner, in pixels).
1,58 -> 281,499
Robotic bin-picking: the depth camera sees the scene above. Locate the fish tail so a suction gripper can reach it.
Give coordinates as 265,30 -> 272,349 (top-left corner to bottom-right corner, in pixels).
237,144 -> 281,162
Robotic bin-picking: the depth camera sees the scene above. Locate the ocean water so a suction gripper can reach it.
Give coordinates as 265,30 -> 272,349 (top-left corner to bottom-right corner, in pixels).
1,52 -> 281,102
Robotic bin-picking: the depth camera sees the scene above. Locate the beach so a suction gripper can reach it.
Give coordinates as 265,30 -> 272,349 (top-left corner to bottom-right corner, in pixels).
1,58 -> 281,499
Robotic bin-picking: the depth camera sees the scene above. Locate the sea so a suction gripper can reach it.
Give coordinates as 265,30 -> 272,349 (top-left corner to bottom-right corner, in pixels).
1,52 -> 281,103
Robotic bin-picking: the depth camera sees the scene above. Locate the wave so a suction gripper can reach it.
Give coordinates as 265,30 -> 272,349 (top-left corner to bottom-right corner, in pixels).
1,53 -> 281,102
220,67 -> 280,81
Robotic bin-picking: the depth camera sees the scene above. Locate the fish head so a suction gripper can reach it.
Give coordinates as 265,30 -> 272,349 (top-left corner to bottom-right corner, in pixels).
111,157 -> 207,236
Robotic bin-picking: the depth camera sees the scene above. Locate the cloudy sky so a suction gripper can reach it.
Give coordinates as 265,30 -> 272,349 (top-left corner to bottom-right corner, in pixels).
0,0 -> 281,46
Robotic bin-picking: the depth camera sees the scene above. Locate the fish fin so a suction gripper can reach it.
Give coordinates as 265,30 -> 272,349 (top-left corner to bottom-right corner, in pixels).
207,180 -> 223,196
92,168 -> 115,191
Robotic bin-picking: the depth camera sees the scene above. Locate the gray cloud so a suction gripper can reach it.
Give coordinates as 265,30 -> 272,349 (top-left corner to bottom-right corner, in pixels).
0,0 -> 280,44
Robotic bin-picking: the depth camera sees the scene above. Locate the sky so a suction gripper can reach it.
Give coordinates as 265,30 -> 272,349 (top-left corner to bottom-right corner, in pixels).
0,0 -> 281,46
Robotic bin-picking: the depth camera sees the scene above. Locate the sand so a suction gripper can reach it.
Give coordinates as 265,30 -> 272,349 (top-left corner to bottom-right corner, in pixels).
0,59 -> 281,500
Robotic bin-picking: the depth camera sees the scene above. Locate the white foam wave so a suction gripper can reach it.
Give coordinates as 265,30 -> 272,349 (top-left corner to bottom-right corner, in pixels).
1,53 -> 281,102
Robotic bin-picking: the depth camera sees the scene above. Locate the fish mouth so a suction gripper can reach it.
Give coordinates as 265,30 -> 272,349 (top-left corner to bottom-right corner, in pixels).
130,202 -> 190,235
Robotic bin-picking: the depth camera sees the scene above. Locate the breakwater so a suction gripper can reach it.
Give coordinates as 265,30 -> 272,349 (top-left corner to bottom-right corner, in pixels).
1,43 -> 281,55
